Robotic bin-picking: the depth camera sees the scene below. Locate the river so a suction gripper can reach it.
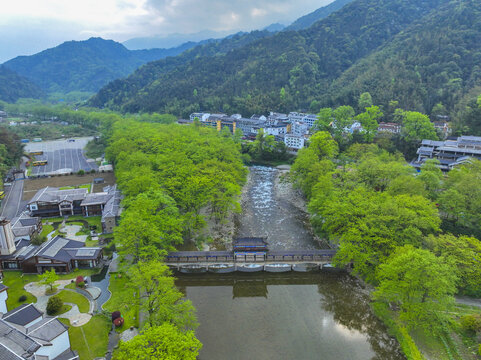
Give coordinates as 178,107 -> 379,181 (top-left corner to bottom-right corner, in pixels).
176,166 -> 404,360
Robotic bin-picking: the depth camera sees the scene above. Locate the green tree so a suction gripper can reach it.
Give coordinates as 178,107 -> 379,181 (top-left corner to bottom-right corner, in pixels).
438,160 -> 481,237
313,108 -> 333,133
127,261 -> 197,329
291,131 -> 338,198
355,105 -> 383,142
313,188 -> 440,280
401,111 -> 438,142
373,246 -> 458,334
115,190 -> 183,263
114,323 -> 202,360
425,234 -> 481,296
39,269 -> 59,292
46,295 -> 63,315
417,159 -> 443,200
358,92 -> 373,110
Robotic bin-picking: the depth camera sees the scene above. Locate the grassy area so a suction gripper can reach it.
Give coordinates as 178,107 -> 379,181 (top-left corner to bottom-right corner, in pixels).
59,315 -> 110,360
59,184 -> 92,192
2,269 -> 100,311
373,301 -> 481,360
2,272 -> 38,310
103,273 -> 139,332
56,290 -> 90,313
40,223 -> 55,237
53,304 -> 72,315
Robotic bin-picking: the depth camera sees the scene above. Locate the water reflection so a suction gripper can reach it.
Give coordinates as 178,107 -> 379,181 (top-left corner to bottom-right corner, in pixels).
175,166 -> 403,359
176,272 -> 404,360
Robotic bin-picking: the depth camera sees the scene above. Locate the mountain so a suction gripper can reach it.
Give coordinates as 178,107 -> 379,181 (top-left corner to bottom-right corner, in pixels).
0,66 -> 43,103
285,0 -> 355,31
89,30 -> 276,112
90,0 -> 454,117
2,38 -> 198,94
122,30 -> 236,50
263,23 -> 286,32
324,0 -> 481,116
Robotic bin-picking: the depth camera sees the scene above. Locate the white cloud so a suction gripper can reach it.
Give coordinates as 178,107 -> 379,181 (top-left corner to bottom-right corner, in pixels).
0,0 -> 334,62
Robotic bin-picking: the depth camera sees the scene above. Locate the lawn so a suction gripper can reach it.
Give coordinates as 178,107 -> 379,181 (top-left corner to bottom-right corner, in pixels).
40,223 -> 55,238
59,315 -> 111,360
52,304 -> 72,315
103,273 -> 139,332
59,184 -> 92,192
56,290 -> 90,313
2,272 -> 38,310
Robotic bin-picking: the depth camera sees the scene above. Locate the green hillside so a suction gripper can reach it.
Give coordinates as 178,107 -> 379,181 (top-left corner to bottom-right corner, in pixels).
0,66 -> 43,102
2,38 -> 201,94
325,0 -> 481,117
285,0 -> 354,31
89,0 -> 453,117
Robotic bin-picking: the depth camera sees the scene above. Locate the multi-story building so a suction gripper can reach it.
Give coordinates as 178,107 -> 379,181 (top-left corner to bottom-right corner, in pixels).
378,122 -> 401,134
284,134 -> 305,150
412,136 -> 481,171
28,186 -> 122,228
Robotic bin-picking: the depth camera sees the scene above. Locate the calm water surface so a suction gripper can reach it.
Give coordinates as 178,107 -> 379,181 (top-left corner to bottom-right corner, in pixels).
176,166 -> 404,360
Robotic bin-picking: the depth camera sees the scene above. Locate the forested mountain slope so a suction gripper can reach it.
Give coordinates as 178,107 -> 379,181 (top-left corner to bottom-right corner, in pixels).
90,0 -> 450,117
2,38 -> 202,93
325,0 -> 481,115
285,0 -> 354,31
89,30 -> 276,112
0,66 -> 44,102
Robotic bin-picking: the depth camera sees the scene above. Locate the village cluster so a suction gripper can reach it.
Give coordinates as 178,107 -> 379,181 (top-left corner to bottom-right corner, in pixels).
186,111 -> 452,150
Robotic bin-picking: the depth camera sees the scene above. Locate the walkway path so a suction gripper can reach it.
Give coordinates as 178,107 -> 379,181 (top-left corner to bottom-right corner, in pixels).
456,296 -> 481,308
24,280 -> 93,326
59,224 -> 88,242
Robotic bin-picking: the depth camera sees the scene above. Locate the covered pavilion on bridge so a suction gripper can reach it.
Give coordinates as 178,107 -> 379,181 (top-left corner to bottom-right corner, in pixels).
233,237 -> 268,262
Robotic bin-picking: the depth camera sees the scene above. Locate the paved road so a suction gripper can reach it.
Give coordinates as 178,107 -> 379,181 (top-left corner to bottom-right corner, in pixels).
0,178 -> 24,220
25,137 -> 98,176
456,296 -> 481,308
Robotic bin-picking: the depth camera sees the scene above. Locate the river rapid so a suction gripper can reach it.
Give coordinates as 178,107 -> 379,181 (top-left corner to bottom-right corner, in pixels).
176,166 -> 404,360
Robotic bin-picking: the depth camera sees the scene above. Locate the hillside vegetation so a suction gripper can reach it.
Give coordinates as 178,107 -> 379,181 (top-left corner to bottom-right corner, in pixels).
90,0 -> 459,118
0,66 -> 43,102
2,38 -> 200,93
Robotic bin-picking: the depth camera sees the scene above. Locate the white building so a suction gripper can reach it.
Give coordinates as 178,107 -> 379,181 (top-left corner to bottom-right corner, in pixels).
189,112 -> 211,122
284,134 -> 305,150
291,122 -> 309,136
302,114 -> 318,129
0,284 -> 7,314
0,303 -> 78,359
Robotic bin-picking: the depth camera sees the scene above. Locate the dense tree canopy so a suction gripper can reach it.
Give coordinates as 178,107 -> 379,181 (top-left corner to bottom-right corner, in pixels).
107,120 -> 246,251
373,246 -> 458,334
114,323 -> 202,360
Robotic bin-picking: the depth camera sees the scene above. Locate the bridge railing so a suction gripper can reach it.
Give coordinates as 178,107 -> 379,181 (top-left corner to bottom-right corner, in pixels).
165,250 -> 336,263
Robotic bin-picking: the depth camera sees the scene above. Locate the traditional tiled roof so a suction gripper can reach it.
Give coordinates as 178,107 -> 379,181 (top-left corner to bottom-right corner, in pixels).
27,317 -> 68,342
28,187 -> 88,205
0,319 -> 40,359
101,185 -> 122,221
2,304 -> 43,327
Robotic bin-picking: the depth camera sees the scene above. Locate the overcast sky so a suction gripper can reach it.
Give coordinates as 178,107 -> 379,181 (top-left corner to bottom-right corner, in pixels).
0,0 -> 333,63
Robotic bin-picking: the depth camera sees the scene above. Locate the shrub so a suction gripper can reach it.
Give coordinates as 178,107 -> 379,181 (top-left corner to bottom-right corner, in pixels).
75,276 -> 84,285
111,311 -> 121,322
18,295 -> 27,302
31,235 -> 47,245
77,281 -> 86,288
113,317 -> 124,327
77,170 -> 85,176
47,296 -> 63,315
460,314 -> 481,333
